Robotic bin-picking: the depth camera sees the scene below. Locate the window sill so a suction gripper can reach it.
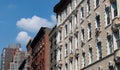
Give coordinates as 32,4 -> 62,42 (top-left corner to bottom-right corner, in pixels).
80,18 -> 84,24
87,38 -> 92,42
94,5 -> 100,11
64,34 -> 69,39
105,24 -> 111,29
86,13 -> 91,18
64,55 -> 68,58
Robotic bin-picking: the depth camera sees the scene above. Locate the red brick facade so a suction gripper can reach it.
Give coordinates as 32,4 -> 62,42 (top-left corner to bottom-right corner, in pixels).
26,39 -> 33,70
26,27 -> 51,70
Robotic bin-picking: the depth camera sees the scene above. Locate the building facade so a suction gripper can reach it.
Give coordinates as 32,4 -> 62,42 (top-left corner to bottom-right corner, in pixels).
30,27 -> 51,70
54,0 -> 120,70
24,39 -> 33,70
1,44 -> 21,70
18,39 -> 33,70
9,48 -> 25,70
19,59 -> 27,70
49,25 -> 57,70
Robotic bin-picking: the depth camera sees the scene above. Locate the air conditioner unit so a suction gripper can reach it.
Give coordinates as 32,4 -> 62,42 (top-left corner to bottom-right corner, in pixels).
81,40 -> 85,47
95,27 -> 100,32
57,60 -> 62,67
75,49 -> 79,57
114,49 -> 120,64
114,56 -> 120,64
69,52 -> 73,61
107,33 -> 112,40
95,27 -> 101,36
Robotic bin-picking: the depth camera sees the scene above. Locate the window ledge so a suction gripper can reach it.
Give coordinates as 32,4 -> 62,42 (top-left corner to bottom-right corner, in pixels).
80,18 -> 84,24
86,13 -> 91,18
105,24 -> 111,29
64,34 -> 69,39
87,38 -> 92,42
94,5 -> 100,11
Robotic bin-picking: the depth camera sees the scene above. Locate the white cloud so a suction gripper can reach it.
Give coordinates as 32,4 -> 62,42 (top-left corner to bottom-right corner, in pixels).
16,31 -> 31,44
51,15 -> 56,23
16,15 -> 56,33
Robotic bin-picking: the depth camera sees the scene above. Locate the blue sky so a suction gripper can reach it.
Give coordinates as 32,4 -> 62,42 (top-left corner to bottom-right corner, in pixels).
0,0 -> 59,53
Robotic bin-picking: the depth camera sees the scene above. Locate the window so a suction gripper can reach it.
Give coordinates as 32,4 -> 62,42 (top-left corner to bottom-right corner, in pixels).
65,63 -> 68,70
74,14 -> 77,29
65,44 -> 68,57
94,0 -> 99,8
60,31 -> 62,41
81,29 -> 85,41
65,25 -> 68,36
105,6 -> 110,26
95,14 -> 100,28
57,32 -> 60,43
113,31 -> 119,49
59,67 -> 62,70
96,0 -> 99,7
69,3 -> 72,14
75,33 -> 78,49
106,34 -> 112,55
80,0 -> 84,2
70,39 -> 73,53
60,14 -> 62,24
64,9 -> 67,18
87,0 -> 90,16
60,48 -> 62,60
88,23 -> 92,39
89,47 -> 93,64
57,47 -> 61,61
69,19 -> 72,33
74,0 -> 77,7
3,49 -> 5,56
116,64 -> 120,70
97,42 -> 102,60
70,61 -> 73,70
75,57 -> 79,70
80,7 -> 84,22
82,52 -> 85,67
111,1 -> 117,18
2,61 -> 4,64
109,65 -> 114,70
81,7 -> 84,18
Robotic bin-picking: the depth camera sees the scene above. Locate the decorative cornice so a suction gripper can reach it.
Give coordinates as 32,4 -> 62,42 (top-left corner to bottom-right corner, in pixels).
54,0 -> 71,14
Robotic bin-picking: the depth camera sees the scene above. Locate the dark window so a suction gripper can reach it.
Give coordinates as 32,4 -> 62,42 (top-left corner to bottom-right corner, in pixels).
96,15 -> 100,27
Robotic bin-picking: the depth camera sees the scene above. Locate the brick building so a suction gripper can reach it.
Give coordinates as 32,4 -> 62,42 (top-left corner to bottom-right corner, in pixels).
30,27 -> 51,70
1,44 -> 21,70
19,39 -> 32,70
9,48 -> 25,70
25,39 -> 33,70
1,48 -> 16,70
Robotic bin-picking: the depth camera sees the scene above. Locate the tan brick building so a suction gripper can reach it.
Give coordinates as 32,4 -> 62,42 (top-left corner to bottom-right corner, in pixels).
54,0 -> 120,70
